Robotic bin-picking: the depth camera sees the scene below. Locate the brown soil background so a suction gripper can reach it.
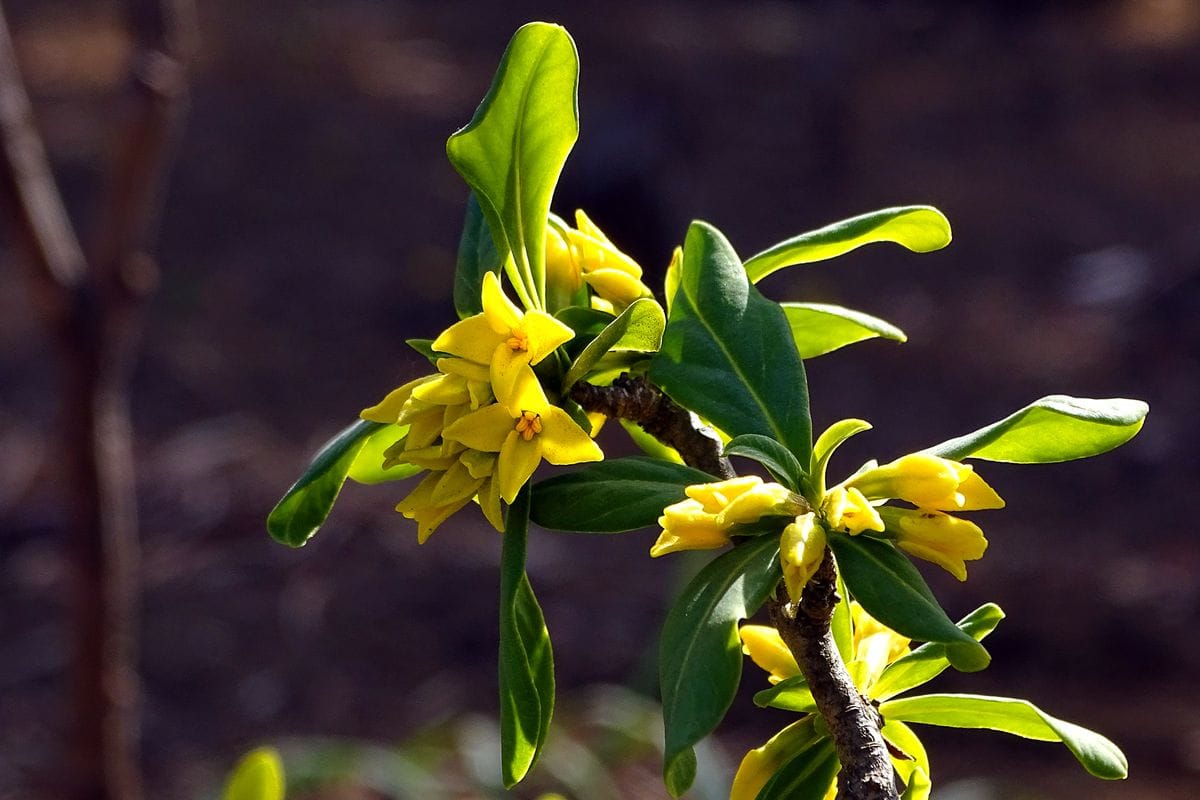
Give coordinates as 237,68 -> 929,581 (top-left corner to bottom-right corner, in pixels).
1,1 -> 1198,798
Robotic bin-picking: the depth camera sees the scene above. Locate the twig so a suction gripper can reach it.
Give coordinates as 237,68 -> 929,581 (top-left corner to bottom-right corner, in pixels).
572,375 -> 898,799
0,2 -> 194,798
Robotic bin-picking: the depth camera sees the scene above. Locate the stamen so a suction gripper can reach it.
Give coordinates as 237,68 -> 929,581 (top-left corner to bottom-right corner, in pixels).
515,410 -> 541,441
506,327 -> 529,352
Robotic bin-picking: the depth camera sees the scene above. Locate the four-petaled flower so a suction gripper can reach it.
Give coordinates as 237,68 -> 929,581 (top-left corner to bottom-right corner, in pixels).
651,476 -> 802,557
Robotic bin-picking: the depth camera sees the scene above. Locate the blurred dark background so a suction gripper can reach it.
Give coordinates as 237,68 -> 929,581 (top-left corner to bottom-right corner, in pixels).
1,1 -> 1197,797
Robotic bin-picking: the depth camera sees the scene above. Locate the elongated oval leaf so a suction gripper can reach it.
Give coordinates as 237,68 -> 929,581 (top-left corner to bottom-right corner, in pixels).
753,675 -> 816,713
882,720 -> 930,800
660,535 -> 782,797
810,418 -> 872,500
222,747 -> 285,800
871,603 -> 1005,701
828,534 -> 989,672
499,486 -> 555,788
530,457 -> 712,533
744,206 -> 951,283
650,221 -> 812,463
925,395 -> 1148,463
453,193 -> 503,318
782,302 -> 907,359
446,23 -> 579,308
757,735 -> 838,800
268,420 -> 387,547
562,298 -> 666,389
880,693 -> 1128,780
346,424 -> 421,485
724,434 -> 806,492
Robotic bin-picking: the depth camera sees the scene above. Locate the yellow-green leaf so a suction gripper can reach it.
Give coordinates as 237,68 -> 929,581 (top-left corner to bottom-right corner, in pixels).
222,747 -> 285,800
782,302 -> 906,359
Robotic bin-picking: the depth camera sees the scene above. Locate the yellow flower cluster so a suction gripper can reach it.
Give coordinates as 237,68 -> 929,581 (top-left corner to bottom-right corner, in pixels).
732,604 -> 912,800
545,210 -> 653,312
650,476 -> 803,557
362,272 -> 602,542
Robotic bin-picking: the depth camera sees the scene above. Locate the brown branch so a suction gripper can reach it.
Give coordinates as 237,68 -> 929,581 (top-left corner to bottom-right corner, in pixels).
572,374 -> 898,799
0,2 -> 194,798
768,554 -> 898,800
569,373 -> 734,479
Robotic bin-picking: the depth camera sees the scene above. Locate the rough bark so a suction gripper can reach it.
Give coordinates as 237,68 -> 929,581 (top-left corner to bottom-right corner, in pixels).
0,3 -> 193,797
572,375 -> 899,800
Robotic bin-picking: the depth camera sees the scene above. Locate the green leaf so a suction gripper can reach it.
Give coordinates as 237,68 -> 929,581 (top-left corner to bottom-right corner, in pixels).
530,457 -> 711,533
222,747 -> 285,800
724,434 -> 806,492
453,194 -> 503,318
346,424 -> 421,485
872,604 -> 1005,701
405,338 -> 440,365
268,420 -> 386,547
446,22 -> 579,309
562,298 -> 665,389
782,302 -> 907,359
757,733 -> 838,800
650,221 -> 811,463
619,418 -> 685,464
498,485 -> 555,787
828,534 -> 990,672
881,693 -> 1128,780
882,719 -> 930,800
753,675 -> 816,713
810,417 -> 872,500
660,535 -> 781,797
743,206 -> 952,283
926,395 -> 1148,463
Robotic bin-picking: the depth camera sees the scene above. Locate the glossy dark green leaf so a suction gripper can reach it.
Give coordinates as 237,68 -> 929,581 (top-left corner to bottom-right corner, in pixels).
757,731 -> 838,800
562,298 -> 665,389
743,206 -> 952,283
926,395 -> 1148,463
880,693 -> 1128,779
405,338 -> 441,365
724,434 -> 806,492
530,457 -> 712,533
872,604 -> 1005,701
498,486 -> 554,787
753,675 -> 816,713
781,302 -> 906,359
453,193 -> 504,318
650,221 -> 811,463
446,23 -> 579,309
660,535 -> 781,797
268,420 -> 387,547
828,534 -> 989,672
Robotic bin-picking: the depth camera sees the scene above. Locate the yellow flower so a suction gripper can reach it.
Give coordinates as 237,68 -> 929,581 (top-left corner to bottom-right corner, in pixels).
546,210 -> 653,310
432,272 -> 574,406
442,370 -> 602,503
738,625 -> 801,685
821,485 -> 884,535
846,452 -> 1004,512
878,506 -> 988,581
650,476 -> 799,557
850,602 -> 911,689
780,513 -> 827,602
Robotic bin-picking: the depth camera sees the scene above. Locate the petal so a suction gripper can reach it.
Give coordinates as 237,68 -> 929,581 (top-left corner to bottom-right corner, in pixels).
412,373 -> 471,406
395,471 -> 441,515
360,375 -> 434,422
583,268 -> 652,307
481,271 -> 523,333
781,514 -> 827,603
442,403 -> 516,453
955,468 -> 1005,510
521,310 -> 575,364
432,315 -> 504,364
538,407 -> 604,465
404,407 -> 445,449
460,449 -> 496,479
437,357 -> 490,383
431,459 -> 485,506
490,345 -> 535,410
739,624 -> 801,684
498,430 -> 543,503
412,495 -> 473,544
477,476 -> 504,531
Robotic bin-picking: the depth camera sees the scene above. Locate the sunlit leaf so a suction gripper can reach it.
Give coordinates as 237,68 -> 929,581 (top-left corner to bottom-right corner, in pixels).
756,734 -> 838,800
650,221 -> 811,463
660,535 -> 781,797
446,22 -> 579,309
809,417 -> 871,500
269,420 -> 388,547
530,457 -> 711,533
881,693 -> 1128,780
562,298 -> 665,389
882,720 -> 930,800
872,603 -> 1004,701
753,675 -> 816,713
744,206 -> 951,283
781,302 -> 906,359
346,424 -> 420,485
828,534 -> 989,672
926,395 -> 1148,463
498,486 -> 555,787
222,747 -> 285,800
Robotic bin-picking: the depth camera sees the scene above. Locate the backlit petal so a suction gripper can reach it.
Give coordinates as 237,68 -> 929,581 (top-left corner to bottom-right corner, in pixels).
538,407 -> 604,465
442,403 -> 516,452
498,430 -> 542,503
432,314 -> 503,364
481,271 -> 523,333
